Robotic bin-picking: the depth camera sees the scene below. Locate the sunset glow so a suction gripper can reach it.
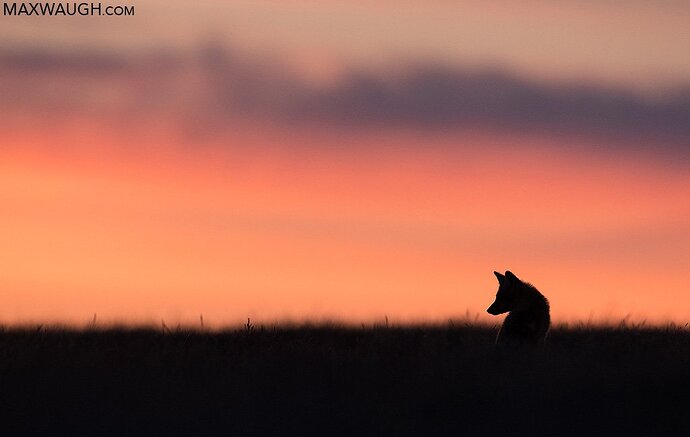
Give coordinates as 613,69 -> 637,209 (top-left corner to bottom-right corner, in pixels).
1,1 -> 689,325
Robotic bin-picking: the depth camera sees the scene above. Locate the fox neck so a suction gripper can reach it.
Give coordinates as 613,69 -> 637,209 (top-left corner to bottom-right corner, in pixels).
511,283 -> 548,313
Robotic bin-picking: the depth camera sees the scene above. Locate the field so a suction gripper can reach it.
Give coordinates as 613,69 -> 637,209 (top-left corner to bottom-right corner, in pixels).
1,322 -> 689,436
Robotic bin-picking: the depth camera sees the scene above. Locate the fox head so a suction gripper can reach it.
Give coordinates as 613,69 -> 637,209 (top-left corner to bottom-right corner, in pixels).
486,270 -> 521,315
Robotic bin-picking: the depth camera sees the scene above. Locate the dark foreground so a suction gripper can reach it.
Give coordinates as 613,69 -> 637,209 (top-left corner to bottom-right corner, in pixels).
1,323 -> 689,436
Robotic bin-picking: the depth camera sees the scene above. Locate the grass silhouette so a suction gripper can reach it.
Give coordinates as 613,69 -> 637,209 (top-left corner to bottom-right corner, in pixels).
1,321 -> 689,435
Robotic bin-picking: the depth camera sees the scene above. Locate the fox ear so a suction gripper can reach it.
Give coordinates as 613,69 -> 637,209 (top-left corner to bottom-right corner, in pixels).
505,271 -> 518,282
494,271 -> 505,284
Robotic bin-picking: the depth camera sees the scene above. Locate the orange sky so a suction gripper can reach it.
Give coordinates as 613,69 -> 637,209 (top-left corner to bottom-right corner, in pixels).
1,1 -> 689,325
1,124 -> 688,325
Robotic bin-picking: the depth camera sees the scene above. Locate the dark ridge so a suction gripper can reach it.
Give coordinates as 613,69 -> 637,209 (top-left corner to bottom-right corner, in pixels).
1,324 -> 689,435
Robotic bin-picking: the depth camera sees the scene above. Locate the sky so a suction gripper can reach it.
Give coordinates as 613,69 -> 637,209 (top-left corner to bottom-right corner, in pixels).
0,1 -> 689,325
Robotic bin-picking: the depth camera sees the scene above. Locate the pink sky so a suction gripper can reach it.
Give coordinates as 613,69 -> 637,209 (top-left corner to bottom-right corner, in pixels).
1,125 -> 688,325
0,2 -> 689,325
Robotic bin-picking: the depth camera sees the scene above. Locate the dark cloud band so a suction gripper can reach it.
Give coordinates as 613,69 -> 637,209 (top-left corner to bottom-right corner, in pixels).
1,45 -> 688,156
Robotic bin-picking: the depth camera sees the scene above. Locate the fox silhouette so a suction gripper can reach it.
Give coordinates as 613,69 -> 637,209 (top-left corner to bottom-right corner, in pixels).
487,271 -> 550,346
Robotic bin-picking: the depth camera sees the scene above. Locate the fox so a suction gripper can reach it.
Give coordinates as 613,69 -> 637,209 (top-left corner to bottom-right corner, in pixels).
486,270 -> 550,346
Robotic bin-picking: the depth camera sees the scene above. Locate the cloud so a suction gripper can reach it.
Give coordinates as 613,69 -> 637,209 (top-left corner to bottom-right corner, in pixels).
1,44 -> 688,156
297,67 -> 690,138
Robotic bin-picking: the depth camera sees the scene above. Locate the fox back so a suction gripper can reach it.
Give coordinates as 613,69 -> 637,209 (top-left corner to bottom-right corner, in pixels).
487,271 -> 550,346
